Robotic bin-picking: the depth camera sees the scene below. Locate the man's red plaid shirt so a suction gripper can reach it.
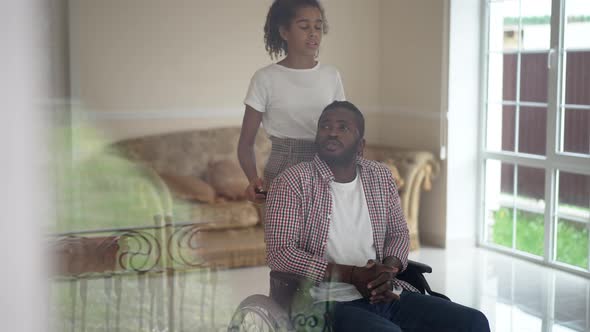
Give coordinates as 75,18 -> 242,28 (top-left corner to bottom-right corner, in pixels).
265,154 -> 417,292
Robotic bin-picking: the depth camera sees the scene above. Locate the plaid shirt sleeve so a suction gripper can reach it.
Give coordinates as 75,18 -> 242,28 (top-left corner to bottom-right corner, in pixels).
383,169 -> 410,272
265,169 -> 329,283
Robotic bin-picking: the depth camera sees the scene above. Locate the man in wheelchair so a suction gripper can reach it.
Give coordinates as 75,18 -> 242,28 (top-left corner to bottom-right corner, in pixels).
264,101 -> 490,331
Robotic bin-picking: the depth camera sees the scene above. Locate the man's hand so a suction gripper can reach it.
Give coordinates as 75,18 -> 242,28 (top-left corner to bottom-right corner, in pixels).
368,273 -> 400,304
368,280 -> 400,304
350,260 -> 398,298
367,258 -> 402,304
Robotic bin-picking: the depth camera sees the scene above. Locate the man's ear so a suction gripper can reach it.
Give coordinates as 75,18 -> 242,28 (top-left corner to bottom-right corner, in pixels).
357,138 -> 366,156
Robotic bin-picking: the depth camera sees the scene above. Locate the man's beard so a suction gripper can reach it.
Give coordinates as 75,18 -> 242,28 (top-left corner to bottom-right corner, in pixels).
318,140 -> 358,166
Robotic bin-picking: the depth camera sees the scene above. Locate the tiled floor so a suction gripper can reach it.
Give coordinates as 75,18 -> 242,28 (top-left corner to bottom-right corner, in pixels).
408,246 -> 589,332
221,246 -> 590,332
51,246 -> 589,331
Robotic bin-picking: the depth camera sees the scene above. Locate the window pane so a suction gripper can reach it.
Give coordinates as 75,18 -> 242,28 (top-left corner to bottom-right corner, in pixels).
520,0 -> 552,50
503,54 -> 518,101
515,210 -> 545,256
514,166 -> 546,257
487,104 -> 515,151
483,0 -> 590,274
487,53 -> 518,103
502,162 -> 515,195
564,51 -> 590,105
517,165 -> 545,201
486,162 -> 547,254
518,106 -> 547,155
489,0 -> 520,52
556,171 -> 589,269
564,0 -> 590,49
556,219 -> 588,269
520,52 -> 548,103
562,108 -> 590,155
485,160 -> 515,248
558,171 -> 590,215
491,207 -> 515,248
502,105 -> 516,151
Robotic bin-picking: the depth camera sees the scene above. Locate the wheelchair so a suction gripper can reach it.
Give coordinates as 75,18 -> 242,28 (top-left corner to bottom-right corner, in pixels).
228,260 -> 449,331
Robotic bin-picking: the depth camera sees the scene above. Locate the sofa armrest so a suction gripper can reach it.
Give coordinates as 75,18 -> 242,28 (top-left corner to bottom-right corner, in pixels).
365,146 -> 440,250
365,146 -> 440,188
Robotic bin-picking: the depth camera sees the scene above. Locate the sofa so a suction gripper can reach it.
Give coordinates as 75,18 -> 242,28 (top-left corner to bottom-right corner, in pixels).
112,127 -> 440,269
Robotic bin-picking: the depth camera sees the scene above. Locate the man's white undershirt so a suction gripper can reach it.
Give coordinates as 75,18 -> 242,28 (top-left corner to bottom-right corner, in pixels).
310,169 -> 377,303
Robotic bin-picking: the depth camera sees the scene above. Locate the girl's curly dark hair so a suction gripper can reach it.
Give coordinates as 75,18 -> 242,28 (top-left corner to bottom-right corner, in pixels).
264,0 -> 328,60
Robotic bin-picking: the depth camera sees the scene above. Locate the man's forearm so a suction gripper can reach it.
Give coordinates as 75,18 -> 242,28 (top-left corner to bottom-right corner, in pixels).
329,260 -> 400,298
324,262 -> 355,283
326,258 -> 401,284
266,239 -> 330,283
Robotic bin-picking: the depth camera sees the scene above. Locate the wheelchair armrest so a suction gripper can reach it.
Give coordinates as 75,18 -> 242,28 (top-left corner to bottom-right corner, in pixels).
270,270 -> 307,290
406,260 -> 432,274
270,261 -> 432,286
269,271 -> 309,311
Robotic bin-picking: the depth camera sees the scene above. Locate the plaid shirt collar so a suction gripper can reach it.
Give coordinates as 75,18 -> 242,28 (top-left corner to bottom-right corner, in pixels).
312,154 -> 376,182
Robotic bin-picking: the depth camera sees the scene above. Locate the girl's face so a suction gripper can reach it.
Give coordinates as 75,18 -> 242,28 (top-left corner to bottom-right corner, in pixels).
280,6 -> 323,58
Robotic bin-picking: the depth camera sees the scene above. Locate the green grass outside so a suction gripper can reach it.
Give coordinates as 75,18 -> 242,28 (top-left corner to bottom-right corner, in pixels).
492,207 -> 589,269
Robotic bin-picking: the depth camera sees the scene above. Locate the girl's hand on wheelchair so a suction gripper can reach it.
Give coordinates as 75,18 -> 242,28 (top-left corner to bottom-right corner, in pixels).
245,177 -> 266,203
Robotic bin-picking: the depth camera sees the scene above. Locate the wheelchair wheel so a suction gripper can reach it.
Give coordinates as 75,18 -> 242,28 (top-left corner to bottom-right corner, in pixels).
228,294 -> 294,332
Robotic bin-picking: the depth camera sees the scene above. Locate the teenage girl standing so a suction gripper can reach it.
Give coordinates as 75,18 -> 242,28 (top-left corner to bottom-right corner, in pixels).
238,0 -> 345,204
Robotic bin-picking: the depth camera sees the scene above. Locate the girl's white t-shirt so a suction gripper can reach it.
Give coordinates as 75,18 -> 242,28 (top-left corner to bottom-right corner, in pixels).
244,62 -> 346,140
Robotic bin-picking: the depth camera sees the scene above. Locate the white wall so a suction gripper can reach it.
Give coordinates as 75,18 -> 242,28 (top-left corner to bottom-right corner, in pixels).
446,0 -> 482,247
70,0 -> 383,143
0,1 -> 49,331
378,0 -> 449,247
70,0 -> 271,112
321,0 -> 382,112
433,1 -> 483,307
69,0 -> 270,141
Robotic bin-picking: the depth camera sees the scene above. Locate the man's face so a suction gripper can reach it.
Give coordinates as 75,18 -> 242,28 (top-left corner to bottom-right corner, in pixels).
316,107 -> 364,165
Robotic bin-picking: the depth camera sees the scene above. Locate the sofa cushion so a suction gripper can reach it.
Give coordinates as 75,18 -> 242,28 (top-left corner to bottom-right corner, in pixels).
114,127 -> 271,180
159,172 -> 216,203
207,159 -> 249,200
191,201 -> 259,230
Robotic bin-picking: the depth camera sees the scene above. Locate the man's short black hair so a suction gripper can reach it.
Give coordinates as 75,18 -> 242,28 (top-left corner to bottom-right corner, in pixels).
320,101 -> 365,138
